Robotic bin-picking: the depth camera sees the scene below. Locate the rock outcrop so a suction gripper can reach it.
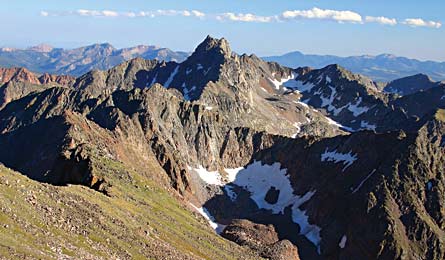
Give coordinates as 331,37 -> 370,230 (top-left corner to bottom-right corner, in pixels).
222,219 -> 300,260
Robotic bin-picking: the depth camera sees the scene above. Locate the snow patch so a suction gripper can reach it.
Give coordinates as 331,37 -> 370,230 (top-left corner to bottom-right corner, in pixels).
205,106 -> 213,110
197,64 -> 204,70
294,100 -> 309,108
190,204 -> 226,234
269,73 -> 296,90
325,75 -> 332,83
360,121 -> 377,131
290,191 -> 321,251
324,116 -> 354,132
164,66 -> 179,88
321,149 -> 357,171
284,79 -> 315,93
225,167 -> 244,183
351,169 -> 376,193
291,122 -> 302,138
190,165 -> 223,186
204,67 -> 212,75
347,97 -> 370,117
182,83 -> 196,100
148,73 -> 158,87
231,161 -> 293,214
339,235 -> 347,248
319,86 -> 346,116
224,185 -> 238,202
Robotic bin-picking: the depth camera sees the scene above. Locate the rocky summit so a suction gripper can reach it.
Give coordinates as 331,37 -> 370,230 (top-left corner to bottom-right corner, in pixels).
0,36 -> 444,260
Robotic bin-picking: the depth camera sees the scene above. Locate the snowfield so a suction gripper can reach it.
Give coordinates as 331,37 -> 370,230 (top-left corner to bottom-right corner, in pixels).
189,161 -> 321,249
189,161 -> 322,251
226,161 -> 322,251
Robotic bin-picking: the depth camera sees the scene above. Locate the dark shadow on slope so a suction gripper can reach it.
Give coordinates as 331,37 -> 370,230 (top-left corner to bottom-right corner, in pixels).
0,116 -> 109,195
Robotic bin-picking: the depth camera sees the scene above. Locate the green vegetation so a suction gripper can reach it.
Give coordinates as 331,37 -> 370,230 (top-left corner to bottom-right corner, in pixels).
0,155 -> 260,259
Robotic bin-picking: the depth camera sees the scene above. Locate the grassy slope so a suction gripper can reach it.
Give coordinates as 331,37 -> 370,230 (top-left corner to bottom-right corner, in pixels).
0,154 -> 261,260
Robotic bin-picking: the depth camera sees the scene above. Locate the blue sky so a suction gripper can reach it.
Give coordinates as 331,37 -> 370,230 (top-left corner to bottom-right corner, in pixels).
0,0 -> 444,61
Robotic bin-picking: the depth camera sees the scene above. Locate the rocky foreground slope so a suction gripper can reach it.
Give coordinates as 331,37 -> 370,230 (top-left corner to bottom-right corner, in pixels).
0,36 -> 444,260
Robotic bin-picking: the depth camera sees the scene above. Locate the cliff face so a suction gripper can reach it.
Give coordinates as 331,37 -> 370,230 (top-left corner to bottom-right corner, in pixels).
0,67 -> 75,86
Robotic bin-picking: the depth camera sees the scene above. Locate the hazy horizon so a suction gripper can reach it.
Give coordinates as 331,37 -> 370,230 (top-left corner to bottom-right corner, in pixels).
1,0 -> 444,61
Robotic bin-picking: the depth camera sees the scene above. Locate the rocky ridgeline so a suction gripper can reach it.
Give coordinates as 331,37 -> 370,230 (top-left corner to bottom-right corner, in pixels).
0,67 -> 75,108
0,36 -> 444,259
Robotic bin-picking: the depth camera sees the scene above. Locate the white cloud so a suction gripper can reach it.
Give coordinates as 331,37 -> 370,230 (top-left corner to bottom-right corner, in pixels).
43,9 -> 206,19
281,7 -> 362,23
140,9 -> 205,18
39,8 -> 442,30
77,9 -> 119,17
123,12 -> 137,18
365,16 -> 397,26
102,10 -> 119,17
216,13 -> 275,23
403,18 -> 441,28
191,10 -> 205,18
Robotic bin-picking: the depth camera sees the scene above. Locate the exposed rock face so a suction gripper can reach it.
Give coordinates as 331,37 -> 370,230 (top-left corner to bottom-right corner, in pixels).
38,73 -> 75,86
264,240 -> 301,260
222,219 -> 300,260
0,67 -> 75,86
281,64 -> 406,132
0,36 -> 444,260
274,64 -> 445,134
391,82 -> 445,119
0,67 -> 41,85
0,67 -> 75,108
222,219 -> 280,249
73,36 -> 345,138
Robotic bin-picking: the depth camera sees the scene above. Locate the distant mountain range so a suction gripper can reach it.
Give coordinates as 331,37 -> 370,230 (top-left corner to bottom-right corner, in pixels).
2,43 -> 445,83
263,51 -> 445,82
0,43 -> 189,77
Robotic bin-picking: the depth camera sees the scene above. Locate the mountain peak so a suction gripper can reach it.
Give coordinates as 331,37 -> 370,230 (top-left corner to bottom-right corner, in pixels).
28,44 -> 54,53
323,64 -> 350,77
390,73 -> 433,84
0,67 -> 40,84
385,73 -> 436,95
194,35 -> 231,57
